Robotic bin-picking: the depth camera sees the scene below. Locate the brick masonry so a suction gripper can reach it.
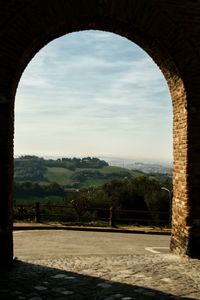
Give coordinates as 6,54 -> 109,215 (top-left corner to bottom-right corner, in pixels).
0,0 -> 200,268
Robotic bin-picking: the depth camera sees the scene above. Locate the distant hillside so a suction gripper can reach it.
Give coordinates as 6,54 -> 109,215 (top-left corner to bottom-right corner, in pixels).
100,157 -> 173,175
14,155 -> 144,188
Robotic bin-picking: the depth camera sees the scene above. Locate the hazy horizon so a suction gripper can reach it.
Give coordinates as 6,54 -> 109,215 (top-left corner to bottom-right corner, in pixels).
14,152 -> 172,165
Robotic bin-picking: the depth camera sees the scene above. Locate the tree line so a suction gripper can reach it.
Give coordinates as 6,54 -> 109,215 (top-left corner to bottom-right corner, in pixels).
14,155 -> 109,182
64,175 -> 172,225
65,175 -> 171,211
14,182 -> 65,198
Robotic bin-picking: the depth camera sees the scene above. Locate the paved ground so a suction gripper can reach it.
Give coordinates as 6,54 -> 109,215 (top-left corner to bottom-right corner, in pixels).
14,230 -> 170,259
1,230 -> 200,300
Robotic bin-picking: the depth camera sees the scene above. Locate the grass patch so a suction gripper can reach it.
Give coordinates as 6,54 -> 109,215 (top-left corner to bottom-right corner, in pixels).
101,165 -> 130,173
79,178 -> 109,188
45,167 -> 73,185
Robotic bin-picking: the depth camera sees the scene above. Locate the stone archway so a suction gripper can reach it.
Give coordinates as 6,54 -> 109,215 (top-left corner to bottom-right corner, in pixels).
1,0 -> 200,269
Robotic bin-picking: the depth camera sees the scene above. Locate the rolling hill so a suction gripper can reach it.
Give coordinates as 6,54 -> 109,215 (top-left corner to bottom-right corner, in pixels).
14,156 -> 145,188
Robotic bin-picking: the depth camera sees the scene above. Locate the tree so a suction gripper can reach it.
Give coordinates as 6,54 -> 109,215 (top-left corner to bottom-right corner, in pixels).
67,189 -> 90,222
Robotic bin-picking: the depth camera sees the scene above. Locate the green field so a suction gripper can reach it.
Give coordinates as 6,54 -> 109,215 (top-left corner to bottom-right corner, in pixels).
45,167 -> 74,185
101,166 -> 144,177
100,166 -> 129,173
79,178 -> 109,188
42,165 -> 141,188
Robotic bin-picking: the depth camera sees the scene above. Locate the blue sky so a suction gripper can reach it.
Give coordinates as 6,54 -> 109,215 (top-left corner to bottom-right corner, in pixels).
15,30 -> 172,161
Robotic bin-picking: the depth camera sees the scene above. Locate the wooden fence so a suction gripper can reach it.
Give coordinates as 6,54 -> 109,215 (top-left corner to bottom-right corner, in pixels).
14,203 -> 171,227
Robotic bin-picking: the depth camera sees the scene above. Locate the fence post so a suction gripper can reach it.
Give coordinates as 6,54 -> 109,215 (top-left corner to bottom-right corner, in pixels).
35,202 -> 41,223
109,206 -> 115,227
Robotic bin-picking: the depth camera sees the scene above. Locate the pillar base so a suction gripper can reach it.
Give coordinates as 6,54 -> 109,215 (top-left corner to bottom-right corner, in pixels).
0,230 -> 13,271
171,231 -> 200,258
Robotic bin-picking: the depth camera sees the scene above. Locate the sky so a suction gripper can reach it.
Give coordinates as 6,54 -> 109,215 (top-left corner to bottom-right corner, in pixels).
15,30 -> 172,162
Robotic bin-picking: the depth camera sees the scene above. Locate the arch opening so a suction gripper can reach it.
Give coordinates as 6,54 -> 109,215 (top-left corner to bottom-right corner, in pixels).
14,30 -> 173,246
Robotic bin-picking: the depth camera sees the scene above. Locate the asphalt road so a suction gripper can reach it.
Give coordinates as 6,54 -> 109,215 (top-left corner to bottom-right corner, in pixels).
14,230 -> 170,260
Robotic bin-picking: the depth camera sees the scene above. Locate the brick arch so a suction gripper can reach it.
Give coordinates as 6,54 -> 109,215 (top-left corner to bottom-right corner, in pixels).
1,0 -> 200,269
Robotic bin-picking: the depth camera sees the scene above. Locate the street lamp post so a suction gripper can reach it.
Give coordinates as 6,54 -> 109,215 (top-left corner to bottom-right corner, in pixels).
161,187 -> 172,227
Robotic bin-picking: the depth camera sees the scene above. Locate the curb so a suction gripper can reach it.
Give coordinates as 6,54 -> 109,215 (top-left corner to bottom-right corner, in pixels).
13,224 -> 171,236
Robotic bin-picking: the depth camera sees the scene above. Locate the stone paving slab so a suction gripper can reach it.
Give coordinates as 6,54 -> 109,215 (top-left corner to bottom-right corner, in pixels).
1,253 -> 200,299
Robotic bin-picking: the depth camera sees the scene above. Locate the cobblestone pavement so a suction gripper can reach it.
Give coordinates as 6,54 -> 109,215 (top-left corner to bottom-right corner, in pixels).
1,252 -> 200,300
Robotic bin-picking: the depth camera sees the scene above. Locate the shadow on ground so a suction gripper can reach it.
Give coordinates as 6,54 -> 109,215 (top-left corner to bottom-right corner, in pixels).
0,260 -> 197,300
